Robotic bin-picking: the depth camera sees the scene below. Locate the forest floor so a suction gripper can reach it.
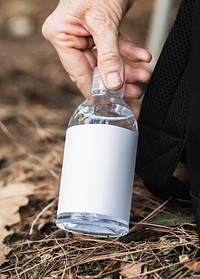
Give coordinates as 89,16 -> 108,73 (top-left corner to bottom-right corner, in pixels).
0,0 -> 199,278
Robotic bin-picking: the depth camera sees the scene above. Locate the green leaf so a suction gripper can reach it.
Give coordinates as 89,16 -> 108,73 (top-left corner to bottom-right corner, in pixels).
147,212 -> 194,227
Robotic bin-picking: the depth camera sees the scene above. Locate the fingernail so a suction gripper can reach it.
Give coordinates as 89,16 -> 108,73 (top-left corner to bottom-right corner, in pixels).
107,72 -> 121,88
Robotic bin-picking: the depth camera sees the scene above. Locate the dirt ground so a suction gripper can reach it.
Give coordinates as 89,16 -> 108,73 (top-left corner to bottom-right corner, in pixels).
0,0 -> 200,278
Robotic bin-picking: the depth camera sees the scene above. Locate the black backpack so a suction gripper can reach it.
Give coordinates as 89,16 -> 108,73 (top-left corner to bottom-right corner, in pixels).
136,0 -> 200,233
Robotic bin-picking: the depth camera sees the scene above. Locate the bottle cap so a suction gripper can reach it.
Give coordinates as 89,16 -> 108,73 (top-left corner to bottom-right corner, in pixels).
91,67 -> 124,96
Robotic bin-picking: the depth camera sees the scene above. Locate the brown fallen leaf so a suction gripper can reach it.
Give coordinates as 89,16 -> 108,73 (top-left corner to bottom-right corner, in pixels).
0,183 -> 34,265
0,244 -> 12,266
184,260 -> 200,272
120,262 -> 143,278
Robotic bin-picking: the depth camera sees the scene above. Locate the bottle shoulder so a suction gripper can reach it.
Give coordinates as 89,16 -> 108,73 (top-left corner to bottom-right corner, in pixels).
68,95 -> 138,132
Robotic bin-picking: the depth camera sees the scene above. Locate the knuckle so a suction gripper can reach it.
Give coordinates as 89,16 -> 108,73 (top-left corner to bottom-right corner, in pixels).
99,51 -> 120,66
41,17 -> 54,40
57,34 -> 73,46
41,20 -> 49,39
57,35 -> 86,49
42,15 -> 82,49
42,19 -> 72,48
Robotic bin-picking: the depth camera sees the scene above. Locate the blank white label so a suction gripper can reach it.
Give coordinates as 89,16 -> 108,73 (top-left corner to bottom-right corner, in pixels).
57,124 -> 138,223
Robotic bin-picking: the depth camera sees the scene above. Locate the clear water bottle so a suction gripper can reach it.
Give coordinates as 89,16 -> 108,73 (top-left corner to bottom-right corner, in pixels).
56,67 -> 138,237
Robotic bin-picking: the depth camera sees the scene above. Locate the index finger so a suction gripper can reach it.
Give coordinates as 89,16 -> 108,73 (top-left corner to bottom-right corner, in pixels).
55,46 -> 97,98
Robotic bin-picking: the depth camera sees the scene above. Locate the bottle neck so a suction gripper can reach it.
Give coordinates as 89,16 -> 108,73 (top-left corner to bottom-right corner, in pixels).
91,67 -> 124,98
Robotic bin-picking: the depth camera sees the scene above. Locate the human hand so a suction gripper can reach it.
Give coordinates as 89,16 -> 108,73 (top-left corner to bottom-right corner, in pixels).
42,0 -> 151,98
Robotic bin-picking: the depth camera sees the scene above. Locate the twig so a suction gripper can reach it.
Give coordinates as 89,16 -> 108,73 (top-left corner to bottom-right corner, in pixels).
128,197 -> 171,234
29,197 -> 58,235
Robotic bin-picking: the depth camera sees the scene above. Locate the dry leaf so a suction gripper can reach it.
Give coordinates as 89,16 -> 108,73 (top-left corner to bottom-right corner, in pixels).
179,254 -> 189,263
120,262 -> 143,278
0,183 -> 34,265
0,183 -> 34,239
0,244 -> 12,266
184,260 -> 200,272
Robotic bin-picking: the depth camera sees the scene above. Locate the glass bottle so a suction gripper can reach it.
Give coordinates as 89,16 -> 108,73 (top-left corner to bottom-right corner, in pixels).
56,67 -> 138,237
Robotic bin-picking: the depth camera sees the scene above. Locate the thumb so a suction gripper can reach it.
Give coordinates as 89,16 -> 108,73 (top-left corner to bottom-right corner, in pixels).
95,31 -> 125,91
